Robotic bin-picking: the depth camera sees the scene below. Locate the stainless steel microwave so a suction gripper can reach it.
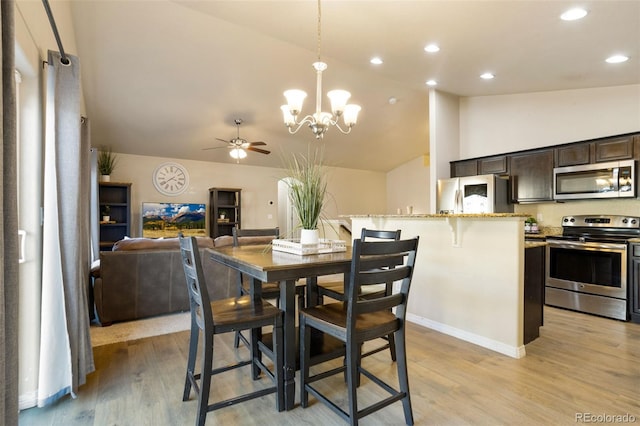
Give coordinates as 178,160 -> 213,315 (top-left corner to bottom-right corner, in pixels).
553,160 -> 635,200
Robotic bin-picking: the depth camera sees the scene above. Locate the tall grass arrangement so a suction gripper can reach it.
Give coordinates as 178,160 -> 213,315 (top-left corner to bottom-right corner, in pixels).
284,148 -> 327,230
97,147 -> 118,175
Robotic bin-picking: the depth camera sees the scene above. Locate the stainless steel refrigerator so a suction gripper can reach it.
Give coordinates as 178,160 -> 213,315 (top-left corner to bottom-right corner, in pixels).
437,174 -> 512,214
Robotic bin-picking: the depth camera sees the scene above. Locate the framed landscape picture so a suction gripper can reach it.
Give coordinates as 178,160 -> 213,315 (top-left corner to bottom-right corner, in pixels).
142,202 -> 206,238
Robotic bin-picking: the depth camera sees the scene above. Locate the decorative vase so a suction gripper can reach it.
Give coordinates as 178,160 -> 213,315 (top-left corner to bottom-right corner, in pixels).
100,175 -> 111,182
300,229 -> 319,245
102,215 -> 110,222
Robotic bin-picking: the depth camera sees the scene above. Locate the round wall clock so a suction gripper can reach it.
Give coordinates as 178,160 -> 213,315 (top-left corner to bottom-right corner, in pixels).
152,162 -> 189,196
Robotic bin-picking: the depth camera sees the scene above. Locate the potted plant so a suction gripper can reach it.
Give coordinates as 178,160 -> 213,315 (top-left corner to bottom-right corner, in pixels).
101,205 -> 111,222
98,147 -> 118,182
525,217 -> 538,233
283,148 -> 327,244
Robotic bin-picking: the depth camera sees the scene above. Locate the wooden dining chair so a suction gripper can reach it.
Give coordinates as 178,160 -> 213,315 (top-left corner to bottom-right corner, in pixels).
178,234 -> 284,426
232,226 -> 306,349
299,236 -> 419,425
317,228 -> 402,361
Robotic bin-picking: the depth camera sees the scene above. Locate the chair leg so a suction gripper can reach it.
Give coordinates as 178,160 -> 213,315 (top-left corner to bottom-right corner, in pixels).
273,318 -> 285,412
346,341 -> 360,426
395,330 -> 414,426
183,319 -> 199,401
196,332 -> 214,426
250,327 -> 261,380
299,316 -> 310,408
387,332 -> 397,362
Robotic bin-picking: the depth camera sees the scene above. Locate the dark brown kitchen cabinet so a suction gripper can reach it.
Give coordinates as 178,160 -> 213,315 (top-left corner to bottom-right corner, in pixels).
594,135 -> 636,162
509,149 -> 554,202
451,159 -> 478,177
479,155 -> 508,175
629,243 -> 640,324
555,143 -> 591,167
524,244 -> 545,344
554,134 -> 638,167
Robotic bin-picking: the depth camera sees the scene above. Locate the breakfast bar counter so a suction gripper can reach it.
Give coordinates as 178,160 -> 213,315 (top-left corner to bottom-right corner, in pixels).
348,213 -> 531,358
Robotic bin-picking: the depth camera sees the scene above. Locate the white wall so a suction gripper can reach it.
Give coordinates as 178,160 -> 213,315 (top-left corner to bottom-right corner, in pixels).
352,216 -> 526,358
429,89 -> 461,213
110,153 -> 387,238
459,85 -> 640,159
386,155 -> 430,215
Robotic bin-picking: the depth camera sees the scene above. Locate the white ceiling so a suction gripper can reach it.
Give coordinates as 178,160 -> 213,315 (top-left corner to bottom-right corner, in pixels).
69,0 -> 640,172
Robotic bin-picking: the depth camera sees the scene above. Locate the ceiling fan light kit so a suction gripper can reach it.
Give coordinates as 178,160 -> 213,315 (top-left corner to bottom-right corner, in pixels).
203,118 -> 270,163
281,0 -> 361,139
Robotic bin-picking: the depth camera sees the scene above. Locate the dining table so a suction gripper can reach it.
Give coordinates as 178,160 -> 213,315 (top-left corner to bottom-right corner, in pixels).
207,243 -> 353,411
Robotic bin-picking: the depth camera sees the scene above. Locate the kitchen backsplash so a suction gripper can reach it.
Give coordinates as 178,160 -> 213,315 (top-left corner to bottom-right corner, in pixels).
515,198 -> 640,227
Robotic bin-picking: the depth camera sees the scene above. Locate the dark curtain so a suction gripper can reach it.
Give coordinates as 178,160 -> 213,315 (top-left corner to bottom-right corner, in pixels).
1,0 -> 20,424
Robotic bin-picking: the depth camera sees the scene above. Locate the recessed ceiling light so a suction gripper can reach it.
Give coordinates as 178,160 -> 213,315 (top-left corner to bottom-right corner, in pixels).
388,96 -> 398,105
561,7 -> 588,21
426,80 -> 438,86
606,54 -> 629,64
480,72 -> 495,80
424,44 -> 440,53
370,57 -> 383,65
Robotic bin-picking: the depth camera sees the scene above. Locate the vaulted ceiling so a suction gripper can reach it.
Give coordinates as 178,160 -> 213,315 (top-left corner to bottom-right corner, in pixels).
69,1 -> 640,172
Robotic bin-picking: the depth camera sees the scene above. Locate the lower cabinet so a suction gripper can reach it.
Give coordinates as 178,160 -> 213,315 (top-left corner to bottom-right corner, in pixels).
524,244 -> 545,344
629,243 -> 640,324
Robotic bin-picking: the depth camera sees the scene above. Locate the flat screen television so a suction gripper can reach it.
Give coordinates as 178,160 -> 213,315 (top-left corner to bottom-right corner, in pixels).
142,202 -> 206,238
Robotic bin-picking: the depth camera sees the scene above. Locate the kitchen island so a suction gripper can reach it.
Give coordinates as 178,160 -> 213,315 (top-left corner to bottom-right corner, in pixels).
349,213 -> 533,358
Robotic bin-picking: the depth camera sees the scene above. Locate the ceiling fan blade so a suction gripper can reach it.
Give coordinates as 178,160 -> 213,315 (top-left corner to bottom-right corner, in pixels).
248,147 -> 271,155
248,141 -> 267,146
202,146 -> 228,151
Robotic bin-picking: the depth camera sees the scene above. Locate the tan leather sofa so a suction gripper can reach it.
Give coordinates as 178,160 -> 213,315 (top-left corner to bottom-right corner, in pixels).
93,235 -> 267,325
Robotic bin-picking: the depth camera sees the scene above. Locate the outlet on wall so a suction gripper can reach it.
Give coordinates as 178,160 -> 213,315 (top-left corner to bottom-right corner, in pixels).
537,213 -> 543,223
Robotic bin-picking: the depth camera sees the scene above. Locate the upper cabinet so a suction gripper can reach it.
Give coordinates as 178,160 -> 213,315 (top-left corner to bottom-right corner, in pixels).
509,149 -> 554,202
451,159 -> 478,177
479,155 -> 508,175
448,132 -> 639,204
555,134 -> 638,167
594,135 -> 637,162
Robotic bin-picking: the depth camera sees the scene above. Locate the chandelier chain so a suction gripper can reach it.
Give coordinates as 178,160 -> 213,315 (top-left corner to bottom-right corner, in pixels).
316,0 -> 322,62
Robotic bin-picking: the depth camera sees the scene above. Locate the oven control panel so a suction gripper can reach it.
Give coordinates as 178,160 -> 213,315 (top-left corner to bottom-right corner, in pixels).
562,215 -> 640,229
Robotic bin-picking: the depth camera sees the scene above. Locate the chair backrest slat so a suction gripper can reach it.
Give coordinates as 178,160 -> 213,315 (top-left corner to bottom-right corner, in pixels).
346,236 -> 419,330
179,234 -> 212,331
232,227 -> 279,246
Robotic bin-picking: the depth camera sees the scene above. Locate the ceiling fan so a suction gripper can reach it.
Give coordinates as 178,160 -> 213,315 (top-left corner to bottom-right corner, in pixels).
203,118 -> 270,162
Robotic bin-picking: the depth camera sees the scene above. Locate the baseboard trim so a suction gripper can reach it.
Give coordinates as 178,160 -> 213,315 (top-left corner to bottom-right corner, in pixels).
407,313 -> 526,359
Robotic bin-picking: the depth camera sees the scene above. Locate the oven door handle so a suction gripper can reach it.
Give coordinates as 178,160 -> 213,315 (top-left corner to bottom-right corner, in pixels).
546,239 -> 627,252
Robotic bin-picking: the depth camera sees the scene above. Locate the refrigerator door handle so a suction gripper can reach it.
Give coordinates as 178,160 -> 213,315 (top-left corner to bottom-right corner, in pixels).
454,189 -> 462,213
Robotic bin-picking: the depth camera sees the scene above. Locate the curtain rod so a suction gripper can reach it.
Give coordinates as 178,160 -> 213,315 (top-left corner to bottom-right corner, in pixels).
41,0 -> 69,65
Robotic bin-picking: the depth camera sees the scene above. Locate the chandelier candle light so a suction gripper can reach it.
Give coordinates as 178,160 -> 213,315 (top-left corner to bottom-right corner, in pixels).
281,0 -> 361,139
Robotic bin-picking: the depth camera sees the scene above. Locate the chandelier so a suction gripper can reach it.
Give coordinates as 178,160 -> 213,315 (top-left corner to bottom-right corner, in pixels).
280,0 -> 361,139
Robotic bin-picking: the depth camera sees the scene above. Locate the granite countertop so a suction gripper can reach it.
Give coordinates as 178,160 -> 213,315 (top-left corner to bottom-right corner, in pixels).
525,241 -> 547,249
525,227 -> 563,239
347,213 -> 531,219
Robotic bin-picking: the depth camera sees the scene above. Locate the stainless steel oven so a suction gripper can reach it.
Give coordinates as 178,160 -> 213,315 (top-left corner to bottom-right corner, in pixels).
545,215 -> 640,320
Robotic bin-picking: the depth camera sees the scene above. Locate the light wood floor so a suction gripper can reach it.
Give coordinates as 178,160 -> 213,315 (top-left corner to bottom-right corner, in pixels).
19,307 -> 640,425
